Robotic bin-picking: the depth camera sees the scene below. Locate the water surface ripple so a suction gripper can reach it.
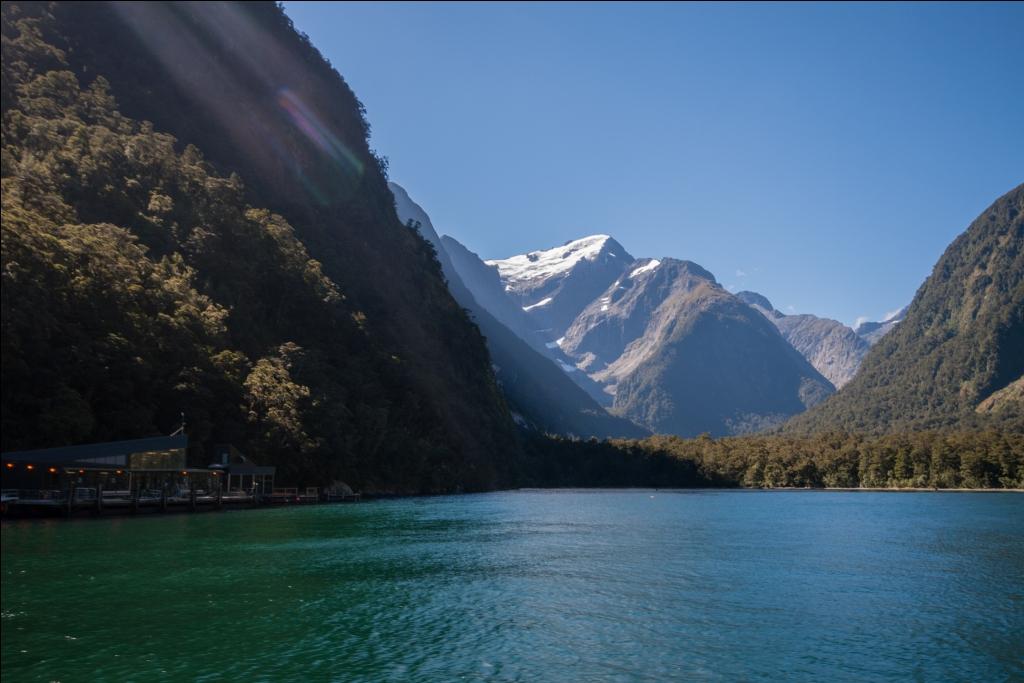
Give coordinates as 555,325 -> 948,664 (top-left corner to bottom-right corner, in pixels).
2,490 -> 1022,681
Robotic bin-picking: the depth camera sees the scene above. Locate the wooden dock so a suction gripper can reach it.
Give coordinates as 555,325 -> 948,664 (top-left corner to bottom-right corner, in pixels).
0,485 -> 360,518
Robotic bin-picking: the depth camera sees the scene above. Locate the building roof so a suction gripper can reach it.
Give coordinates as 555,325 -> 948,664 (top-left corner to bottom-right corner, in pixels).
225,464 -> 276,476
2,435 -> 187,465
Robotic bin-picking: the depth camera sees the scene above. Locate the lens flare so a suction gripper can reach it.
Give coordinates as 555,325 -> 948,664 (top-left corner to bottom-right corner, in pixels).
277,88 -> 364,177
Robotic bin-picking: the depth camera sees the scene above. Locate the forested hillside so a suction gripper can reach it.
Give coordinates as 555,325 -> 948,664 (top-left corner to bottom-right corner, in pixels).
1,2 -> 518,492
788,185 -> 1024,435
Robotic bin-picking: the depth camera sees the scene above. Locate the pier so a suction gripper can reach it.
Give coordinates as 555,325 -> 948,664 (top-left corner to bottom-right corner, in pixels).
1,485 -> 360,518
1,434 -> 360,519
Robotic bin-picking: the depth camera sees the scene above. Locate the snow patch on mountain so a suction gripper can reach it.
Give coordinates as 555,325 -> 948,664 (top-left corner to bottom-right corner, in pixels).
629,259 -> 661,278
486,235 -> 614,291
522,297 -> 553,311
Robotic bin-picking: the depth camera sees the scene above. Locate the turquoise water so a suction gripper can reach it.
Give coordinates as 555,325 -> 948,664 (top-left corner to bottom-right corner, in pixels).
2,490 -> 1022,681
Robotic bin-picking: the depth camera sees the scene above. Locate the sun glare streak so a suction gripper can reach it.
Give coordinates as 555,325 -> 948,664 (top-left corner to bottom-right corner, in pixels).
110,2 -> 364,205
277,88 -> 364,177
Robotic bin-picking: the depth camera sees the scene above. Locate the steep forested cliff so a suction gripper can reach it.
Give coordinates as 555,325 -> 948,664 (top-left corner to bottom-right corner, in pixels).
1,2 -> 519,492
788,184 -> 1024,434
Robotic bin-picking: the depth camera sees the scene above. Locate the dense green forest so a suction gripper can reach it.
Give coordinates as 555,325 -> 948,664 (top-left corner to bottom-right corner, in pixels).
2,1 -> 518,493
521,431 -> 1023,489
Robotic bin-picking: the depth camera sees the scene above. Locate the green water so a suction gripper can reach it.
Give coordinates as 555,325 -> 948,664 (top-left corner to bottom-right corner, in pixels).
2,490 -> 1023,681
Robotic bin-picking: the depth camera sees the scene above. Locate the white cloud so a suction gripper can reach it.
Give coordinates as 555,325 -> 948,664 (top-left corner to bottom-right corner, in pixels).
726,283 -> 738,292
735,269 -> 747,278
882,308 -> 903,322
854,315 -> 869,328
786,305 -> 796,313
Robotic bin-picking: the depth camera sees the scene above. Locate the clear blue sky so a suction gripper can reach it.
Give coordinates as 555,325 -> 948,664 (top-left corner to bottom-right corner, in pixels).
283,1 -> 1022,326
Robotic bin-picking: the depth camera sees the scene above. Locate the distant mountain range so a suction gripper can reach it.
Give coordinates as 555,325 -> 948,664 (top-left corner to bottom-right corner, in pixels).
391,196 -> 860,437
486,235 -> 638,338
736,291 -> 871,388
556,254 -> 834,436
393,180 -> 1018,442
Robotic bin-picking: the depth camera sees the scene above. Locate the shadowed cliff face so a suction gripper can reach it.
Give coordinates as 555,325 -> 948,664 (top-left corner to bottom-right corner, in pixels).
788,184 -> 1024,434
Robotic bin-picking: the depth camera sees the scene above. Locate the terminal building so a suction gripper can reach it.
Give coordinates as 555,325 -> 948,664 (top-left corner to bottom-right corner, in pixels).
1,435 -> 275,506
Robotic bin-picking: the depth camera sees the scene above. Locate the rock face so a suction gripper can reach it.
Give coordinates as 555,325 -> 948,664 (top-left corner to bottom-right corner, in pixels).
789,184 -> 1024,434
558,258 -> 834,436
975,375 -> 1024,415
562,258 -> 709,382
736,292 -> 869,389
389,183 -> 647,439
774,316 -> 868,389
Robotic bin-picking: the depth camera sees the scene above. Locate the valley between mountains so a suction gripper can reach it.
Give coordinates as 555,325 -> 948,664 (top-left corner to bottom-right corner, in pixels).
2,2 -> 1019,493
391,182 -> 944,440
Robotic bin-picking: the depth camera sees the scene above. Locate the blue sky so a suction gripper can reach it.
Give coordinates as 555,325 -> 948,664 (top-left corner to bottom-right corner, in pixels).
284,2 -> 1022,326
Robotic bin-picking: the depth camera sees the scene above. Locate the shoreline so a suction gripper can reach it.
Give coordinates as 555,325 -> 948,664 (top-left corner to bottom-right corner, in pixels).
513,486 -> 1024,493
4,486 -> 1020,523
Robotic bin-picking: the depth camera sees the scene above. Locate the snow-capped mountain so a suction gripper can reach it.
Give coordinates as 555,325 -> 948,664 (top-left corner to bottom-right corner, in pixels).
389,183 -> 647,438
441,235 -> 614,406
484,235 -> 833,436
736,291 -> 870,389
485,236 -> 636,337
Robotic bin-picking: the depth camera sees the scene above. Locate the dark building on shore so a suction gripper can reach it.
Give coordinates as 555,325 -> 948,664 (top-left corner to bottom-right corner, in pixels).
2,435 -> 274,497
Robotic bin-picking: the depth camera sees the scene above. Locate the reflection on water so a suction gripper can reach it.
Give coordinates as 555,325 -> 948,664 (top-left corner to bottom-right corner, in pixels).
3,491 -> 1023,681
